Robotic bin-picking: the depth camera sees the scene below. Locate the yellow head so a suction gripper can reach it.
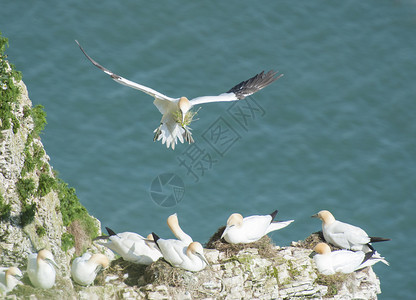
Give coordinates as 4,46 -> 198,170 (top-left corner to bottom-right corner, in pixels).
311,210 -> 336,225
6,267 -> 23,279
178,97 -> 191,123
37,249 -> 58,268
187,242 -> 209,266
226,213 -> 244,227
313,242 -> 331,255
90,253 -> 109,268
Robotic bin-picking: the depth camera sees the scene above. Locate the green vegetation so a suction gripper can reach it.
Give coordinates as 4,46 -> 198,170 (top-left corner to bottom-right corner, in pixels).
287,259 -> 301,279
57,179 -> 99,251
0,32 -> 98,253
173,108 -> 200,127
36,225 -> 46,237
314,273 -> 348,298
20,202 -> 36,226
0,193 -> 11,221
16,178 -> 36,201
31,104 -> 47,136
0,32 -> 22,134
37,173 -> 56,197
61,232 -> 75,252
267,266 -> 280,285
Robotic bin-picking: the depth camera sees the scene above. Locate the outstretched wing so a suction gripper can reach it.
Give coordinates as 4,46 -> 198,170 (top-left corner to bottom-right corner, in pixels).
189,70 -> 283,106
75,40 -> 177,102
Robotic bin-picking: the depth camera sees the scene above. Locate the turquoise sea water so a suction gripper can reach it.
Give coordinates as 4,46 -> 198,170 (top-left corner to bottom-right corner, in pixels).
2,1 -> 416,298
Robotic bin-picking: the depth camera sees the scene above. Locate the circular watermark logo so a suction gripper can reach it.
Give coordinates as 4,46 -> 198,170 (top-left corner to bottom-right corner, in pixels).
150,173 -> 185,207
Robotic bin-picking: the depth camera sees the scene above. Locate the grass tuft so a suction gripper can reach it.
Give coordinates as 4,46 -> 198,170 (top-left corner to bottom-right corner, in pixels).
172,108 -> 200,127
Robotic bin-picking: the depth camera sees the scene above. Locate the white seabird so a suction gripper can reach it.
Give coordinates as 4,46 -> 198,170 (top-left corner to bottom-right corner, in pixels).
95,227 -> 162,265
311,242 -> 389,275
152,233 -> 208,272
75,40 -> 283,149
27,249 -> 58,289
221,210 -> 294,244
167,213 -> 193,245
71,252 -> 109,286
311,210 -> 390,252
0,267 -> 23,294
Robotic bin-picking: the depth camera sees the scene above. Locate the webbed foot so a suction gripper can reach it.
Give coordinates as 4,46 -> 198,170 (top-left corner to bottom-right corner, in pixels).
153,123 -> 162,141
183,126 -> 194,144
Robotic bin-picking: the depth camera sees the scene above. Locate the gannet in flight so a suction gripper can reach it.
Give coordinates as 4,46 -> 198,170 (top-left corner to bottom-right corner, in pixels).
94,227 -> 162,265
27,249 -> 58,289
71,253 -> 109,286
311,243 -> 389,275
167,213 -> 193,245
75,40 -> 283,149
152,233 -> 208,272
311,210 -> 390,252
221,210 -> 294,244
0,267 -> 23,294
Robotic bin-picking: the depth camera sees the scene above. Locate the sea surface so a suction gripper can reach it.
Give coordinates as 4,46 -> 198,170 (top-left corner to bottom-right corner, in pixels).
2,1 -> 416,298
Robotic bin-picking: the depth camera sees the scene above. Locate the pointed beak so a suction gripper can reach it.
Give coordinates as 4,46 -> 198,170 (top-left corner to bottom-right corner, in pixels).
181,110 -> 186,124
311,213 -> 319,219
47,258 -> 59,269
15,274 -> 23,281
197,252 -> 211,269
220,227 -> 229,239
309,251 -> 317,258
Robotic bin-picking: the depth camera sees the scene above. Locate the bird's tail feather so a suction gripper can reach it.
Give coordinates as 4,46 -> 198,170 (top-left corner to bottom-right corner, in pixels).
370,236 -> 391,243
154,123 -> 190,150
266,220 -> 294,234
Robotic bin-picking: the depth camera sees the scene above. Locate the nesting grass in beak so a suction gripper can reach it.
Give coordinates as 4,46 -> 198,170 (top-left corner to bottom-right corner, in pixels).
173,108 -> 200,127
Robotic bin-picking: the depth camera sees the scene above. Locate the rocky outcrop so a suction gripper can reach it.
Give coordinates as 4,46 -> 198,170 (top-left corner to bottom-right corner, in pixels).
70,234 -> 381,300
0,44 -> 382,299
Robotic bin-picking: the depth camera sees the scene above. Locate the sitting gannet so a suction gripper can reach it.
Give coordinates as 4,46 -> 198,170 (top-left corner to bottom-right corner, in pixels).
0,267 -> 23,294
71,253 -> 109,286
76,40 -> 283,149
221,210 -> 294,244
311,210 -> 390,252
311,242 -> 389,275
152,233 -> 208,272
27,249 -> 58,289
95,227 -> 162,265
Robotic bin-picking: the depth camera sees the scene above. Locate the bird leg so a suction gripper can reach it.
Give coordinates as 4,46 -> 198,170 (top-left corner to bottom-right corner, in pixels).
183,126 -> 194,144
153,123 -> 162,141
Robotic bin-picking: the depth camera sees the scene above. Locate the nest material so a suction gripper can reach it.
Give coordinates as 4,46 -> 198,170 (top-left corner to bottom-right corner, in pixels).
94,257 -> 147,287
205,226 -> 278,259
172,108 -> 199,127
293,231 -> 341,251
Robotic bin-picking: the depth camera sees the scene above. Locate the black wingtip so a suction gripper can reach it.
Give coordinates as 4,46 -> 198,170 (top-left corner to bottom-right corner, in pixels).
105,227 -> 117,236
270,210 -> 279,220
370,237 -> 391,243
227,70 -> 283,100
362,249 -> 376,264
151,232 -> 160,243
152,232 -> 161,250
366,243 -> 375,252
93,235 -> 110,241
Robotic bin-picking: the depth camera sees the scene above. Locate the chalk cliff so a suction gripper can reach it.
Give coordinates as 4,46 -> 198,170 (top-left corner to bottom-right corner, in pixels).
0,41 -> 382,299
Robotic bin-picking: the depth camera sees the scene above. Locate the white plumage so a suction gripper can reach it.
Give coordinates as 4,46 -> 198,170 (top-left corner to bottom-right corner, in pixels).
0,267 -> 22,294
312,243 -> 389,275
152,233 -> 208,272
95,227 -> 162,265
221,210 -> 294,244
27,249 -> 58,289
71,253 -> 109,286
76,40 -> 282,149
312,210 -> 390,252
